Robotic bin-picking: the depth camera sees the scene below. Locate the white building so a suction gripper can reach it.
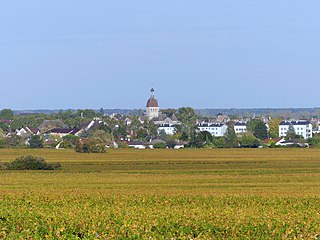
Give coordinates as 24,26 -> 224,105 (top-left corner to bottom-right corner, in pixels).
16,127 -> 40,136
279,120 -> 313,139
158,124 -> 176,135
146,88 -> 159,120
234,122 -> 247,134
197,123 -> 228,137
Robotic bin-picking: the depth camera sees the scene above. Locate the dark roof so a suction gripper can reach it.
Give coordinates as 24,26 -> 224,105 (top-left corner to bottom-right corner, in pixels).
78,120 -> 101,130
279,120 -> 311,126
78,121 -> 91,129
234,122 -> 246,126
127,140 -> 144,145
158,124 -> 175,127
148,139 -> 166,145
27,127 -> 40,134
198,123 -> 225,127
146,96 -> 159,108
152,113 -> 165,121
175,141 -> 188,145
47,128 -> 74,134
70,128 -> 82,135
171,113 -> 178,121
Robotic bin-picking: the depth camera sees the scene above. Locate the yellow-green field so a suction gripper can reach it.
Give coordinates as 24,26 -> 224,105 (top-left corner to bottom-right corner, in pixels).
1,148 -> 320,239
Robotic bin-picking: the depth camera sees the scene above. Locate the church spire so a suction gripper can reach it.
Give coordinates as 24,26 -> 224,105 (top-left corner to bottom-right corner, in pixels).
146,88 -> 159,120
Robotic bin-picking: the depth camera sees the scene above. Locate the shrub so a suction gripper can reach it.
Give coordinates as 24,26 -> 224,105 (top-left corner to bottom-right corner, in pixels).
6,155 -> 61,170
117,142 -> 128,148
29,135 -> 43,148
153,142 -> 167,149
62,135 -> 80,149
75,139 -> 106,153
238,133 -> 261,148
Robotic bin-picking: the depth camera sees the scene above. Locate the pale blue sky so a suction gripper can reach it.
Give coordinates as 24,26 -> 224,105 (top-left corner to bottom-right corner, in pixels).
0,1 -> 320,109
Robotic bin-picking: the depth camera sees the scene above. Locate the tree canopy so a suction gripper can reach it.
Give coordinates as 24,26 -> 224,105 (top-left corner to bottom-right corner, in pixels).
247,119 -> 268,140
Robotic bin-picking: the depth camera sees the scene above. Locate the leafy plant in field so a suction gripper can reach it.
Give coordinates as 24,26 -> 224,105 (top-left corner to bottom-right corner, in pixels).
75,139 -> 106,153
5,155 -> 61,170
153,142 -> 166,149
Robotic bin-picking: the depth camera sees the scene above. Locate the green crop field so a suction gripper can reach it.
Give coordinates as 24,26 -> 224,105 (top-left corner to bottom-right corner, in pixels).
0,148 -> 320,239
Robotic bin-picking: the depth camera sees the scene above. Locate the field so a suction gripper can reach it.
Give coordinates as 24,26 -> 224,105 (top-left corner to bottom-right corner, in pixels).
0,148 -> 320,239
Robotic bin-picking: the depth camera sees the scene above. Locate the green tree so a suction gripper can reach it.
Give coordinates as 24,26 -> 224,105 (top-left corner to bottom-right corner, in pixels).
161,109 -> 177,117
176,107 -> 197,140
157,129 -> 167,141
75,139 -> 105,153
77,109 -> 97,118
286,124 -> 300,140
153,142 -> 167,148
144,120 -> 158,138
224,122 -> 238,148
188,132 -> 205,148
307,134 -> 320,147
0,128 -> 5,148
10,114 -> 47,131
0,122 -> 9,132
29,135 -> 43,148
164,135 -> 176,148
238,132 -> 261,148
136,128 -> 148,140
4,135 -> 25,148
128,117 -> 142,137
91,130 -> 113,144
268,118 -> 282,138
0,109 -> 13,120
200,131 -> 213,144
99,107 -> 104,115
212,137 -> 225,148
61,135 -> 80,149
248,119 -> 268,140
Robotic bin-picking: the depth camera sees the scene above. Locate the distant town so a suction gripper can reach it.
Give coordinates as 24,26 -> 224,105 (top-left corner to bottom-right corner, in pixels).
0,88 -> 320,150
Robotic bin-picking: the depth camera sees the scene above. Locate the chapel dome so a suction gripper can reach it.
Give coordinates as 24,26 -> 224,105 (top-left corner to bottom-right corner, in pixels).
146,88 -> 159,107
146,96 -> 159,108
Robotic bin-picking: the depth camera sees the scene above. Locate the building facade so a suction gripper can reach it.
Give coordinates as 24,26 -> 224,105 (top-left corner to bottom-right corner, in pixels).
157,124 -> 176,135
197,123 -> 228,137
279,120 -> 313,139
234,122 -> 247,134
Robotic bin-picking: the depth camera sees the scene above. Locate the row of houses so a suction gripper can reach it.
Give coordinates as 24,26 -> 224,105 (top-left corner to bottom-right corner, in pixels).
158,119 -> 315,140
15,119 -> 103,139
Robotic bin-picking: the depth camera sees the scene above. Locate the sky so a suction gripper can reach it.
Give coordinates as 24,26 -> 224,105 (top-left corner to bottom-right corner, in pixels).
0,1 -> 320,110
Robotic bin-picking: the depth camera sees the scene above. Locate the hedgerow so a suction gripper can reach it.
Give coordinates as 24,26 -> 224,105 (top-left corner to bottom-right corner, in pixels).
5,155 -> 61,170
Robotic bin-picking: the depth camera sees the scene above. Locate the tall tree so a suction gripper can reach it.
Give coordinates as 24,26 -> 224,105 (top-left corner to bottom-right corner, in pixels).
224,122 -> 238,148
0,109 -> 14,120
161,108 -> 177,117
91,130 -> 113,143
247,119 -> 268,140
238,132 -> 261,148
268,118 -> 282,138
177,107 -> 197,140
286,124 -> 300,140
